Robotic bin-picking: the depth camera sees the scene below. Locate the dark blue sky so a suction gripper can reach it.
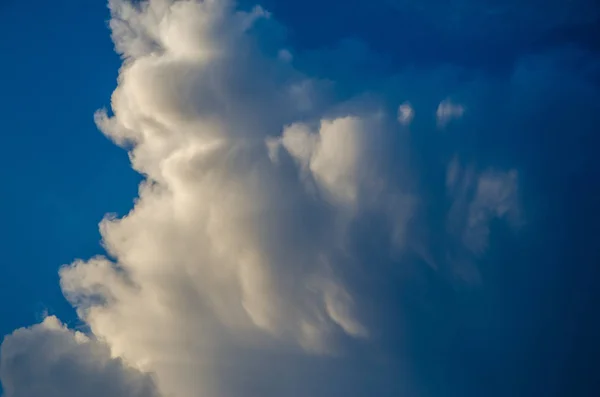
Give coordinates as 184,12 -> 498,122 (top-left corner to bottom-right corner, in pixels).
0,1 -> 140,334
1,1 -> 600,397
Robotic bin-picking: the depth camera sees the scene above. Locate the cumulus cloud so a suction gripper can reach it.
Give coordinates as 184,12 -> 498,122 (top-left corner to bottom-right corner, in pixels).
0,317 -> 161,397
10,0 -> 596,396
55,2 -> 418,395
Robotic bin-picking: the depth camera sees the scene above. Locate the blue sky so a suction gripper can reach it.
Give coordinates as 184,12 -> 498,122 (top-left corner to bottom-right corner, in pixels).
0,1 -> 140,335
1,1 -> 599,397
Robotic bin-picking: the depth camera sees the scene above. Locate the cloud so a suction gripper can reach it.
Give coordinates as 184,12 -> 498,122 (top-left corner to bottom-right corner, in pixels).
274,115 -> 390,208
436,98 -> 464,128
397,101 -> 414,126
0,317 -> 161,397
55,2 -> 416,395
6,0 -> 599,396
446,158 -> 519,253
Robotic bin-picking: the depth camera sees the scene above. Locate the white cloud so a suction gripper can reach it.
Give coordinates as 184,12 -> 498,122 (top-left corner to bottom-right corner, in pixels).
56,2 -> 409,395
278,115 -> 387,207
0,317 -> 161,397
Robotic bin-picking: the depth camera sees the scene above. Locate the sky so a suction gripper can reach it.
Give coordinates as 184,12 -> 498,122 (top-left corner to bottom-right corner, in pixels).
0,0 -> 142,330
0,0 -> 599,396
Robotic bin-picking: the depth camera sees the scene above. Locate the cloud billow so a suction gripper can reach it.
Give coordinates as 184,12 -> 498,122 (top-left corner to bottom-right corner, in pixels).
0,317 -> 161,397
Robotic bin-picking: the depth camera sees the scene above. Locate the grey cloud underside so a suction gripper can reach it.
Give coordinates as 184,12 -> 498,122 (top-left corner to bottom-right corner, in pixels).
0,318 -> 161,397
1,0 -> 599,397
